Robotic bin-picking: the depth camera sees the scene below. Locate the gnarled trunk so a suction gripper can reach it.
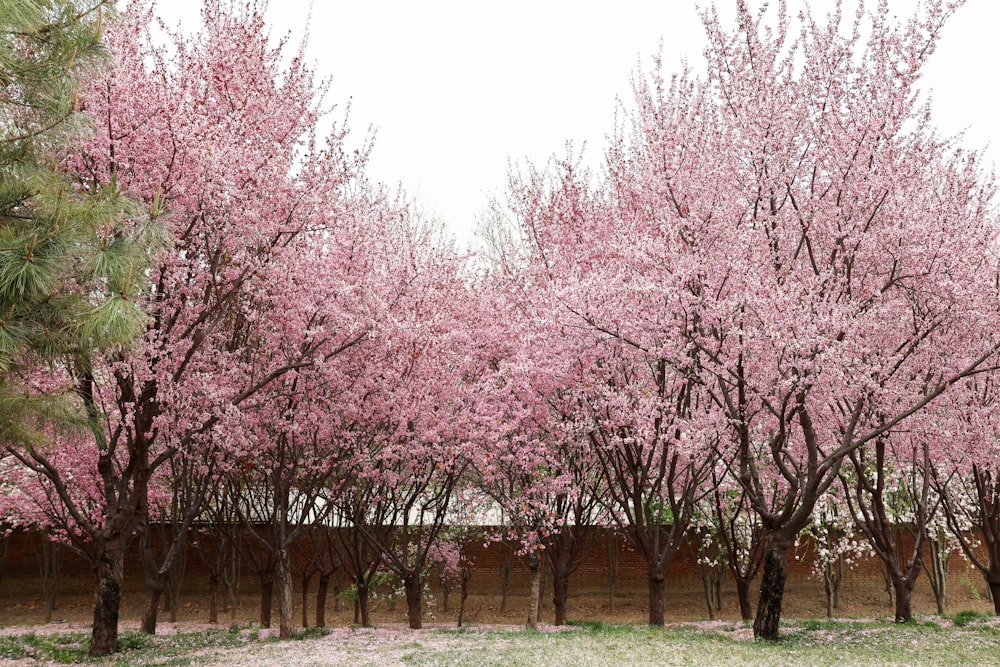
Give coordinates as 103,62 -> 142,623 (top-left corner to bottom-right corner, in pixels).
753,538 -> 789,641
893,576 -> 914,623
141,581 -> 164,634
89,548 -> 124,657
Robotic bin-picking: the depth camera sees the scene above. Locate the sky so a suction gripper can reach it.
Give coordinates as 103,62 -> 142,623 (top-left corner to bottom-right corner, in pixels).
151,1 -> 1000,248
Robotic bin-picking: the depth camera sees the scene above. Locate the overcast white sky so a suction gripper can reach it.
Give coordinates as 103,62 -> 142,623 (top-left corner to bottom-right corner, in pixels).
151,1 -> 1000,248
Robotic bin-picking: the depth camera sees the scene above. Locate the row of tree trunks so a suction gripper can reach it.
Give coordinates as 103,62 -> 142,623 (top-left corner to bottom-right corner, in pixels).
27,518 -> 1000,646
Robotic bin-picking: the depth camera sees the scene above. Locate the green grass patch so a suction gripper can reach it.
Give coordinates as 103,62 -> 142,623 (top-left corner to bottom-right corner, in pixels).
565,620 -> 635,635
0,631 -> 89,663
2,619 -> 1000,666
951,609 -> 991,626
293,625 -> 331,640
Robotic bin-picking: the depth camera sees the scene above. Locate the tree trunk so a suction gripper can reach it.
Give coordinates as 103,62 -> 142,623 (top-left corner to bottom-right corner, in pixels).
40,539 -> 63,623
927,536 -> 949,616
701,566 -> 716,621
457,573 -> 469,628
332,574 -> 343,612
879,561 -> 894,608
825,574 -> 834,619
500,545 -> 513,614
316,574 -> 329,627
259,570 -> 273,629
753,538 -> 789,641
224,545 -> 240,621
988,579 -> 1000,615
0,534 -> 8,589
823,556 -> 843,619
735,577 -> 753,622
404,573 -> 422,629
138,523 -> 165,635
276,549 -> 295,639
141,581 -> 163,634
537,565 -> 548,620
166,553 -> 185,624
647,566 -> 666,626
301,570 -> 313,628
552,574 -> 569,626
358,585 -> 372,627
525,556 -> 541,630
607,532 -> 619,614
437,564 -> 452,613
893,576 -> 914,623
89,549 -> 124,657
208,574 -> 219,624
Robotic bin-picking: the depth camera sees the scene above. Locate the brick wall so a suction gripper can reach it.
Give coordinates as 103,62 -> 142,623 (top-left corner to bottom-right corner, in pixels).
0,526 -> 993,624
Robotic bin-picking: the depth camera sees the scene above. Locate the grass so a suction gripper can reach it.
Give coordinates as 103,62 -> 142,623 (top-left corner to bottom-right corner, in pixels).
0,618 -> 998,665
292,625 -> 331,640
0,630 -> 90,663
0,627 -> 257,665
564,619 -> 647,635
406,620 -> 1000,666
951,609 -> 992,627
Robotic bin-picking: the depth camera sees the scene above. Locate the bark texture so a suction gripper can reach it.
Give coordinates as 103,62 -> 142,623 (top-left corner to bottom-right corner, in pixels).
753,539 -> 789,641
89,550 -> 124,657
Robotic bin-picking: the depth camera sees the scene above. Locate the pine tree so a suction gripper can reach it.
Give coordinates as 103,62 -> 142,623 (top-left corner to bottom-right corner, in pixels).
0,0 -> 154,447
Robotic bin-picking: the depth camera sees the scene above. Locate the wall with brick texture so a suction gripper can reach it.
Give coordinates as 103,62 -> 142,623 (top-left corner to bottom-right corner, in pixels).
0,526 -> 993,625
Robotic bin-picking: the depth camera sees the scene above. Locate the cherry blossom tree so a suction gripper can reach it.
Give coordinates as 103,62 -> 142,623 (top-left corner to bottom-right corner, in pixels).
798,488 -> 870,619
504,154 -> 720,627
467,268 -> 609,628
595,0 -> 999,639
228,417 -> 339,638
9,0 -> 387,654
696,465 -> 765,620
931,376 -> 1000,613
838,427 -> 945,622
474,395 -> 603,629
497,0 -> 999,640
1,1 -> 155,635
429,522 -> 479,627
137,441 -> 219,630
188,474 -> 243,624
328,223 -> 475,631
538,450 -> 605,626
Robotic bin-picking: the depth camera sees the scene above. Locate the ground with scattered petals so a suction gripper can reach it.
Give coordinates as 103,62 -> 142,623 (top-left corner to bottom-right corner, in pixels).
1,617 -> 999,666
